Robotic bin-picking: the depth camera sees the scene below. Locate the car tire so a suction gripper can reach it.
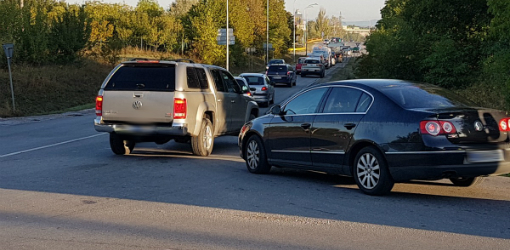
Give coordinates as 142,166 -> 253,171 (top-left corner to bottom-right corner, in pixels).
449,177 -> 484,187
320,72 -> 325,78
353,147 -> 394,195
191,117 -> 214,156
109,133 -> 135,155
270,95 -> 274,104
244,135 -> 271,174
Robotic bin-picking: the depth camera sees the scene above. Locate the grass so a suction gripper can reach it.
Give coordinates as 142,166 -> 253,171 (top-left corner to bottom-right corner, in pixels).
327,57 -> 360,82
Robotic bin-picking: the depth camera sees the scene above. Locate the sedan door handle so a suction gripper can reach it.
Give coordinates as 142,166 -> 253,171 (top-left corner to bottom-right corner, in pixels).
301,123 -> 311,130
344,123 -> 356,130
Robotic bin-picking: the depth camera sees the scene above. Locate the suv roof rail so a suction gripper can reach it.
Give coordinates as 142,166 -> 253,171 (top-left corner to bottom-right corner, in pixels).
129,58 -> 157,61
174,58 -> 195,63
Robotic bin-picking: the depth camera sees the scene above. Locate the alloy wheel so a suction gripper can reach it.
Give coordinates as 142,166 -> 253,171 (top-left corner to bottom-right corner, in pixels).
246,140 -> 260,170
203,124 -> 213,150
356,152 -> 381,189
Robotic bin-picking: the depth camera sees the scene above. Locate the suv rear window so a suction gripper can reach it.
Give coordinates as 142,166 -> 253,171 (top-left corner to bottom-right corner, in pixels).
268,65 -> 287,72
106,64 -> 176,91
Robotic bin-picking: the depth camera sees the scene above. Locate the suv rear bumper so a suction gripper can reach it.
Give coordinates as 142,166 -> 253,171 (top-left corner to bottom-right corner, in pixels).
94,117 -> 188,136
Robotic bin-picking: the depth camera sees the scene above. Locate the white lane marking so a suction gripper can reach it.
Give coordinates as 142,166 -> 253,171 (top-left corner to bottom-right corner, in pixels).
0,134 -> 105,158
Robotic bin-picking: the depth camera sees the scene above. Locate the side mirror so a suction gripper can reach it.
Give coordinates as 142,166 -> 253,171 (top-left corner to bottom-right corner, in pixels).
270,105 -> 282,115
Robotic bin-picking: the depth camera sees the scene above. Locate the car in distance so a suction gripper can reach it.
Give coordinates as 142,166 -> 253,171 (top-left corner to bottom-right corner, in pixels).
295,57 -> 307,75
238,79 -> 510,195
94,59 -> 259,157
323,39 -> 330,45
239,73 -> 275,107
300,57 -> 325,78
266,64 -> 297,87
266,58 -> 285,70
234,76 -> 253,98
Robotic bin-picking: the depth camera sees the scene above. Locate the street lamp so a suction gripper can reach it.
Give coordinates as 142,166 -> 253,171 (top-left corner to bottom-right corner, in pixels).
266,0 -> 269,65
293,0 -> 299,63
304,3 -> 317,56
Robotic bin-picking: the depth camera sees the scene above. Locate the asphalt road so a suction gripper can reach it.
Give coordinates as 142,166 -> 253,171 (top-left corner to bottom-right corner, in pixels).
1,62 -> 510,250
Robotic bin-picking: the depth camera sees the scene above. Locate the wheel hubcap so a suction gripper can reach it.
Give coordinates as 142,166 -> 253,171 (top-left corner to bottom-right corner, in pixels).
246,140 -> 260,170
357,153 -> 380,189
203,125 -> 212,149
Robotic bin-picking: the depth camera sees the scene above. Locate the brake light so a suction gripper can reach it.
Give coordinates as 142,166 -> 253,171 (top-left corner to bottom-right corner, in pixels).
246,92 -> 252,96
499,118 -> 510,131
95,96 -> 103,116
261,86 -> 268,91
173,98 -> 187,119
287,71 -> 291,76
420,120 -> 457,136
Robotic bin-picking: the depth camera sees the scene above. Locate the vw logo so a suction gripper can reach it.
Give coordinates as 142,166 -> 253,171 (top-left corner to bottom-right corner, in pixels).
474,121 -> 483,131
133,101 -> 142,110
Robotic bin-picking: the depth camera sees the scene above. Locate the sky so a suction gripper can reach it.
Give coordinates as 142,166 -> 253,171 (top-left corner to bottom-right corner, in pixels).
65,0 -> 386,23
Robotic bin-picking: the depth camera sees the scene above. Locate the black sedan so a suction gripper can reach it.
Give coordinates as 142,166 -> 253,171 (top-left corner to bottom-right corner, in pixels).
238,79 -> 510,195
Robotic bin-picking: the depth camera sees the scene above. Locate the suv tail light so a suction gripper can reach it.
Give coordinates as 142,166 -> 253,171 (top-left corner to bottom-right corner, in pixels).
95,96 -> 103,116
499,118 -> 510,131
420,120 -> 457,136
261,86 -> 268,91
173,98 -> 187,119
287,71 -> 291,76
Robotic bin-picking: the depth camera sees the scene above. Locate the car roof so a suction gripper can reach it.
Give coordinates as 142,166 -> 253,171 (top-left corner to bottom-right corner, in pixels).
239,73 -> 266,77
318,79 -> 417,90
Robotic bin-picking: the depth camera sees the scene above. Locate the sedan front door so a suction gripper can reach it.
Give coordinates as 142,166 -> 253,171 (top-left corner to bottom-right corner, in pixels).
265,87 -> 329,167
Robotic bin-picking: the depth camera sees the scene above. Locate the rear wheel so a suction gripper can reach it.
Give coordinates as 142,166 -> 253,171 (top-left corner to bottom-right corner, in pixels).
191,118 -> 214,156
353,147 -> 394,195
449,177 -> 484,187
244,135 -> 271,174
109,133 -> 135,155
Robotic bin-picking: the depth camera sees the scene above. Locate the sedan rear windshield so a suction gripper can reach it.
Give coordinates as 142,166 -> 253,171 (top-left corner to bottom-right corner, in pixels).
380,84 -> 477,109
105,64 -> 176,91
243,76 -> 265,85
268,66 -> 287,72
305,60 -> 320,64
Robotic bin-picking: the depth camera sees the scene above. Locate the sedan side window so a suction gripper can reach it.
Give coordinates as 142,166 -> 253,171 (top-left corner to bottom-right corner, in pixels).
284,88 -> 328,115
322,87 -> 363,113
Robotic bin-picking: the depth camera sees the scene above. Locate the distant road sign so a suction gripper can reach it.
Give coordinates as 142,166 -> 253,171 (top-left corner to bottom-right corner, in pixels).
3,43 -> 13,58
217,29 -> 235,45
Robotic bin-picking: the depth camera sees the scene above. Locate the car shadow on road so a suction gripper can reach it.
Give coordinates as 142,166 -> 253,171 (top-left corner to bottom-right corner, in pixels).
2,138 -> 510,240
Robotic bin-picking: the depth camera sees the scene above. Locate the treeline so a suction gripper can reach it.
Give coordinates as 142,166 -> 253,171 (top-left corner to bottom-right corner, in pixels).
0,0 -> 292,67
357,0 -> 510,109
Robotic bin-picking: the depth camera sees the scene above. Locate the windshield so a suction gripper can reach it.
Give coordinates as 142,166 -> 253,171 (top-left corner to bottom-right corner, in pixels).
380,84 -> 478,109
242,76 -> 265,85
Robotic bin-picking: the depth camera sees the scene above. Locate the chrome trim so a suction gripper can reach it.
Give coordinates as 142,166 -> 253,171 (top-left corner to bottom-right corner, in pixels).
385,151 -> 466,155
310,150 -> 345,155
271,150 -> 310,153
280,85 -> 375,115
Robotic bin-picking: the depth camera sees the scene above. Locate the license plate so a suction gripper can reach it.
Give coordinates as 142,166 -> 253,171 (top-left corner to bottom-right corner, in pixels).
466,150 -> 504,163
309,64 -> 316,67
273,76 -> 281,79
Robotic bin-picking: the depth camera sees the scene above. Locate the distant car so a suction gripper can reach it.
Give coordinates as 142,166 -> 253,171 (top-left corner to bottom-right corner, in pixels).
234,76 -> 253,98
308,52 -> 327,68
239,73 -> 275,107
238,79 -> 510,195
295,57 -> 307,75
266,59 -> 285,70
266,64 -> 297,87
300,57 -> 325,78
323,39 -> 330,45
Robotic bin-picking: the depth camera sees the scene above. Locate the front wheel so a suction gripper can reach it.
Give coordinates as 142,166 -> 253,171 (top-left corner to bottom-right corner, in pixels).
450,177 -> 484,187
191,118 -> 214,156
244,135 -> 271,174
109,133 -> 135,155
353,147 -> 394,195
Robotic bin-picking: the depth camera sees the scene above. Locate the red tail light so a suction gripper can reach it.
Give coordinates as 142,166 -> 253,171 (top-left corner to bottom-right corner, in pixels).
247,92 -> 252,96
420,120 -> 457,136
261,86 -> 268,91
173,98 -> 187,119
287,71 -> 291,76
95,96 -> 103,116
499,118 -> 510,131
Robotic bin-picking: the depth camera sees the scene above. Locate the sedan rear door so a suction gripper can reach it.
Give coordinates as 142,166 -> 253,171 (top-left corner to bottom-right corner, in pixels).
311,87 -> 373,173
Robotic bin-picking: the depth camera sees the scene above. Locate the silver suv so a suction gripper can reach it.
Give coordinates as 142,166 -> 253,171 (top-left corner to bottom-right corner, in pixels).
94,59 -> 259,156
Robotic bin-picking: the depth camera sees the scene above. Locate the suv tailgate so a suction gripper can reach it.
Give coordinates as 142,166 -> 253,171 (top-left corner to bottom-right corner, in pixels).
101,63 -> 176,124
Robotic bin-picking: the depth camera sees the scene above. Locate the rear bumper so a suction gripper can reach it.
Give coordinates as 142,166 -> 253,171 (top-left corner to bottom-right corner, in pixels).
386,150 -> 510,181
302,69 -> 323,75
94,117 -> 188,136
252,94 -> 270,103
